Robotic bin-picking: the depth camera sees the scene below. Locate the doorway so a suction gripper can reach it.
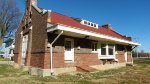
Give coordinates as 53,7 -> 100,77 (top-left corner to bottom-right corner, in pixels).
21,35 -> 28,65
64,38 -> 74,62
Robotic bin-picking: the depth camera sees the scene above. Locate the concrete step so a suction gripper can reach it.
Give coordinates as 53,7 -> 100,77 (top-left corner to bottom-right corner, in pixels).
76,65 -> 97,72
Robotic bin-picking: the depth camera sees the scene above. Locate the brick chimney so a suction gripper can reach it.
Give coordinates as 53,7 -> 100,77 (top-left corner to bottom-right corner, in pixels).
126,36 -> 132,41
31,0 -> 37,6
26,0 -> 37,9
102,24 -> 112,30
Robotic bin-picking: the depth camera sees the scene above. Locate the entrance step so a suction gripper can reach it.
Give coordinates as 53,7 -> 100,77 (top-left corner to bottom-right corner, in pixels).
76,65 -> 97,72
126,62 -> 133,66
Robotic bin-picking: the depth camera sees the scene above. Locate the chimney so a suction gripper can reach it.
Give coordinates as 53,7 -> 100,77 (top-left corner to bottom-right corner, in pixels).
102,24 -> 112,30
26,0 -> 37,8
31,0 -> 37,6
126,36 -> 132,41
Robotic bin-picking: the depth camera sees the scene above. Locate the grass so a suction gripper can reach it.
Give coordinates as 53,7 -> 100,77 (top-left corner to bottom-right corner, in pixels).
0,58 -> 150,84
0,57 -> 5,61
0,57 -> 10,61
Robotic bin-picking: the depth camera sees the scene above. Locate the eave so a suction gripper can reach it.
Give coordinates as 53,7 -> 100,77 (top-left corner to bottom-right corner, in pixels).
47,24 -> 141,46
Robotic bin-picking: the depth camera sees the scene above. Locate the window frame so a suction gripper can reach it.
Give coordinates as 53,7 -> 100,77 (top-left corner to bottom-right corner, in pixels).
108,44 -> 115,55
100,44 -> 115,57
91,42 -> 98,53
101,44 -> 107,55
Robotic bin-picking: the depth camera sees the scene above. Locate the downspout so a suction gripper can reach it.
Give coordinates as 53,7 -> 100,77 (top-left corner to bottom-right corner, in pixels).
49,31 -> 63,75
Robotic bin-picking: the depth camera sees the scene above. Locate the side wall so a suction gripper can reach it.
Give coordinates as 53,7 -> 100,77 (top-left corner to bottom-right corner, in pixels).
14,6 -> 48,69
45,34 -> 132,68
45,34 -> 103,68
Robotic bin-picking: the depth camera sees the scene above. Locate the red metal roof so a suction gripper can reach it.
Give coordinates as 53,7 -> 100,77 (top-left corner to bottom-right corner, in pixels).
49,12 -> 131,41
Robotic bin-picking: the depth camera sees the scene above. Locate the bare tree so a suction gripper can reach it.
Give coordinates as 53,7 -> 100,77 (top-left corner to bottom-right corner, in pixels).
0,0 -> 22,46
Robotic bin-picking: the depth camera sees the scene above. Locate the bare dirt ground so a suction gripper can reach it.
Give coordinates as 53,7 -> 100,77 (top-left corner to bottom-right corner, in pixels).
0,58 -> 150,84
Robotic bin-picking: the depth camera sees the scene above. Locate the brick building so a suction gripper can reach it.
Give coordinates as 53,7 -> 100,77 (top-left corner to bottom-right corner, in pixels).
14,0 -> 140,76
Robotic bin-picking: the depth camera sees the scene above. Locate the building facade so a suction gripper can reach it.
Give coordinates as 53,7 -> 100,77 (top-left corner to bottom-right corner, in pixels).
14,0 -> 140,76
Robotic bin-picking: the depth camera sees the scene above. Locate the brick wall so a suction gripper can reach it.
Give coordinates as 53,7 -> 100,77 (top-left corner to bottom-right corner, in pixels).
116,51 -> 125,63
31,7 -> 48,53
13,53 -> 21,64
75,53 -> 102,66
26,28 -> 32,66
14,15 -> 25,65
30,53 -> 45,68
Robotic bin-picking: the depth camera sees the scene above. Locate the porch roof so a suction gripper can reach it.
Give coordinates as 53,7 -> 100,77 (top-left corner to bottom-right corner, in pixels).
47,24 -> 141,46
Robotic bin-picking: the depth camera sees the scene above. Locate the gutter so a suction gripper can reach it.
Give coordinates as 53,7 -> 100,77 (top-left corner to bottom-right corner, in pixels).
49,31 -> 63,75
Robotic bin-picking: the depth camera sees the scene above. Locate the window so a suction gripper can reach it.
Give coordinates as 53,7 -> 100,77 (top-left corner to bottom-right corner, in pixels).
88,22 -> 91,25
84,21 -> 87,24
108,44 -> 114,55
65,41 -> 71,51
101,44 -> 106,55
94,24 -> 96,27
91,42 -> 97,52
81,20 -> 98,28
101,44 -> 115,56
30,12 -> 32,18
91,23 -> 94,26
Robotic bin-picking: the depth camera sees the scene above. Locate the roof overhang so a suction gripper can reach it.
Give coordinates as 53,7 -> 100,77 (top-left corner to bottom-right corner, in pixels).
47,23 -> 141,46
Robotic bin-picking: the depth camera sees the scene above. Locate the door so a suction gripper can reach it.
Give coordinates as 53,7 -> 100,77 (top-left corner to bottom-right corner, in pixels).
21,35 -> 28,65
64,38 -> 74,62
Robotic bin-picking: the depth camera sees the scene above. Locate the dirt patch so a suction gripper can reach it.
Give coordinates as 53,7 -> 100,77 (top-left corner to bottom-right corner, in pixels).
0,58 -> 150,84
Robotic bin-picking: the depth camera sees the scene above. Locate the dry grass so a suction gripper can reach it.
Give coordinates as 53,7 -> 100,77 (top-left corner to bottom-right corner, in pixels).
0,58 -> 150,84
0,57 -> 10,61
0,57 -> 5,61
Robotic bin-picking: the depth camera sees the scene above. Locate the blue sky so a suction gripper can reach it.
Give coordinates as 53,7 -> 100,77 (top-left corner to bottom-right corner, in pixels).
16,0 -> 150,52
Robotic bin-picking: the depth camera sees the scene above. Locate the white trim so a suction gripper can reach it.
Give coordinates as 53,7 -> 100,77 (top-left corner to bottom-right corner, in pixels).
20,31 -> 23,35
29,26 -> 32,30
106,44 -> 108,56
91,42 -> 98,53
124,51 -> 128,62
91,51 -> 98,53
97,42 -> 101,57
98,56 -> 115,59
54,25 -> 140,46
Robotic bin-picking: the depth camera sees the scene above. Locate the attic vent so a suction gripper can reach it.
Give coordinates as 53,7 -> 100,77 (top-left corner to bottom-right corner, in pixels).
81,20 -> 98,28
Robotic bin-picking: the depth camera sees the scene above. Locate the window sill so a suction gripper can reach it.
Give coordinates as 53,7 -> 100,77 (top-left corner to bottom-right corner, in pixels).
65,60 -> 74,63
91,51 -> 98,53
98,56 -> 115,59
